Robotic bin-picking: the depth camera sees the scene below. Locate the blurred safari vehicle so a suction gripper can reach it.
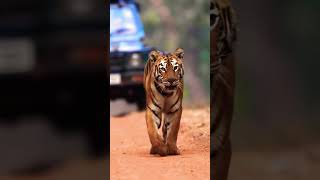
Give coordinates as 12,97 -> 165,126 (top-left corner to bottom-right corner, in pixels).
0,0 -> 106,174
110,0 -> 151,109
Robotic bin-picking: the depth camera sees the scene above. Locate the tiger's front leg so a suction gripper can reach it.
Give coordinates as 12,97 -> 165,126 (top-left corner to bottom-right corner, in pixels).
145,107 -> 168,156
163,107 -> 182,155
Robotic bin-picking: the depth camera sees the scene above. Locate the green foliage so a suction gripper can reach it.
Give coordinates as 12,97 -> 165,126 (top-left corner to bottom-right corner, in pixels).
138,0 -> 210,99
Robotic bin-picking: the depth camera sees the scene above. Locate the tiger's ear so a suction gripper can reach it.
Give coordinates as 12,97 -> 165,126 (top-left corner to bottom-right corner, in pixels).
174,48 -> 184,59
148,50 -> 159,63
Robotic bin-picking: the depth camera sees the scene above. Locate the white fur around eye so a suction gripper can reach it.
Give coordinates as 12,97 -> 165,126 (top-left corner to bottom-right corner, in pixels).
171,59 -> 179,71
171,59 -> 177,65
159,60 -> 167,71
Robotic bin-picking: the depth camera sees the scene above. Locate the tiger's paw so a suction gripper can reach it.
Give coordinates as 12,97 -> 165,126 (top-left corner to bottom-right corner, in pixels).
150,145 -> 168,156
149,146 -> 158,155
167,145 -> 180,155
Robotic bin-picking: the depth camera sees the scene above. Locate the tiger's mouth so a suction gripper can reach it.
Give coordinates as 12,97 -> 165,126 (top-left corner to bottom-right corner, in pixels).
165,84 -> 177,90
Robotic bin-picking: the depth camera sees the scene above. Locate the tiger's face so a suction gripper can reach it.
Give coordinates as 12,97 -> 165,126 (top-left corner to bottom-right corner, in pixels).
148,48 -> 184,92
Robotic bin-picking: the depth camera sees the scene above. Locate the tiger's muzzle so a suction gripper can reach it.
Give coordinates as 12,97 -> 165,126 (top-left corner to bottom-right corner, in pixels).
163,78 -> 179,90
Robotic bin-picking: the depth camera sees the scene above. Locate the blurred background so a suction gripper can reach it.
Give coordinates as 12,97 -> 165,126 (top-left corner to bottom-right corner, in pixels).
109,2 -> 210,179
0,0 -> 107,179
140,0 -> 210,105
230,0 -> 320,179
110,0 -> 210,116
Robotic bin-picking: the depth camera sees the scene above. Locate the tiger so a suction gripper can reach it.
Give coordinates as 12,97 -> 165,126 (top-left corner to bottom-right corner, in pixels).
211,0 -> 237,179
143,48 -> 184,156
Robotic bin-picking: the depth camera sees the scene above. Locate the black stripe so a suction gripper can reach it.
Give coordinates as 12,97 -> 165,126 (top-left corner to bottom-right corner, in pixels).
147,105 -> 161,128
168,106 -> 180,114
147,105 -> 160,119
154,81 -> 162,94
170,96 -> 180,110
151,90 -> 158,103
151,97 -> 161,110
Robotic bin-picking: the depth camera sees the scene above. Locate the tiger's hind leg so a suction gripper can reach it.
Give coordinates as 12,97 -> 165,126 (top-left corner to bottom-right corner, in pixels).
146,108 -> 168,156
164,107 -> 182,155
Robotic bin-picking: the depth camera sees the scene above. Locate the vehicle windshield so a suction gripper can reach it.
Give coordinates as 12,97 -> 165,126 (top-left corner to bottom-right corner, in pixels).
110,5 -> 138,36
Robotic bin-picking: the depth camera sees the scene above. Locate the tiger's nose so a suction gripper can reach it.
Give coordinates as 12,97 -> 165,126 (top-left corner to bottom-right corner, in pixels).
167,78 -> 176,85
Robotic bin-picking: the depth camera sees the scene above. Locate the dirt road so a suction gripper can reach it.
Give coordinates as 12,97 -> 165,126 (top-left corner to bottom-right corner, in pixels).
110,107 -> 210,180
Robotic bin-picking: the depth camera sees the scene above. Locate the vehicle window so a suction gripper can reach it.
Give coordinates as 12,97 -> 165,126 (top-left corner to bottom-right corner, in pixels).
110,5 -> 137,36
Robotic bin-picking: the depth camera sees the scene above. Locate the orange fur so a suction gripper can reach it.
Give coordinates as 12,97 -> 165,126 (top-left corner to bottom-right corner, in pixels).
143,48 -> 184,156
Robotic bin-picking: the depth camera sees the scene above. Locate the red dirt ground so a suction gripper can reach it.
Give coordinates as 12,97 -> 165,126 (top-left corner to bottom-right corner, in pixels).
110,107 -> 210,180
